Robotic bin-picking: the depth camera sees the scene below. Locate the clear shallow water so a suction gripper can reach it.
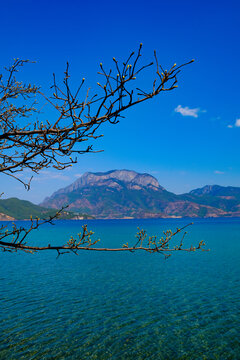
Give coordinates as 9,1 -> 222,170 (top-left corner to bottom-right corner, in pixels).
0,218 -> 240,359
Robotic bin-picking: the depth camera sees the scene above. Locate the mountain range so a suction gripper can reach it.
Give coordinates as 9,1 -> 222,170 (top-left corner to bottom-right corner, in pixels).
1,170 -> 240,220
39,170 -> 240,219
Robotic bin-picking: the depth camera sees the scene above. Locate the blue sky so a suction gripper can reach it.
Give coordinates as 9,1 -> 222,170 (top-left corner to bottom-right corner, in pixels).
1,0 -> 240,203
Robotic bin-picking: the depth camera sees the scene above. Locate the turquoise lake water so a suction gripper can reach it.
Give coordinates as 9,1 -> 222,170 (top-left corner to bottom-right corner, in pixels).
0,218 -> 240,359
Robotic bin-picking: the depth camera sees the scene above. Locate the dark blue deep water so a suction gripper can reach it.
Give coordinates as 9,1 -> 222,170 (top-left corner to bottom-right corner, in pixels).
0,218 -> 240,359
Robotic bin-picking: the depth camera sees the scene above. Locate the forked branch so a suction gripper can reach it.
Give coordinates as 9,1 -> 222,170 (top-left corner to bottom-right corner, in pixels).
0,221 -> 208,259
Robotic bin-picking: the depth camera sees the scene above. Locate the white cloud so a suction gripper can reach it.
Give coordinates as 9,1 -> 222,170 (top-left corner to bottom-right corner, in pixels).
74,173 -> 83,178
227,119 -> 240,128
214,170 -> 224,175
235,119 -> 240,127
174,105 -> 201,118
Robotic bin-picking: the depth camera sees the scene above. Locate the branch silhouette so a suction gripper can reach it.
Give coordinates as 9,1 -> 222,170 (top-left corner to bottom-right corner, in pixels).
0,45 -> 205,257
0,45 -> 193,189
0,220 -> 208,258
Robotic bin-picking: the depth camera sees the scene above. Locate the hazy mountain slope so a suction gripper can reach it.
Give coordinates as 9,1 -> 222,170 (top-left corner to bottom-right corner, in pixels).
0,198 -> 77,220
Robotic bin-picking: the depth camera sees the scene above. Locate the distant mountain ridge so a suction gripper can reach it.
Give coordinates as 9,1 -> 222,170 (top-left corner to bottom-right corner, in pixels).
40,170 -> 240,219
181,184 -> 240,215
190,184 -> 240,197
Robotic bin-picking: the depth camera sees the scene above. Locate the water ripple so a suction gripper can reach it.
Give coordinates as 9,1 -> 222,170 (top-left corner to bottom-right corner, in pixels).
0,218 -> 240,359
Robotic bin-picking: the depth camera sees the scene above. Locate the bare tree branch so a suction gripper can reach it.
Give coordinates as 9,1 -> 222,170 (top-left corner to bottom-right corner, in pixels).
0,45 -> 194,189
0,221 -> 208,258
0,45 -> 203,257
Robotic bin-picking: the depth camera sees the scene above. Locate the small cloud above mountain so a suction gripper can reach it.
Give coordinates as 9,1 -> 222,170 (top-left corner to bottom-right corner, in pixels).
214,170 -> 224,175
227,118 -> 240,128
174,105 -> 202,118
235,119 -> 240,127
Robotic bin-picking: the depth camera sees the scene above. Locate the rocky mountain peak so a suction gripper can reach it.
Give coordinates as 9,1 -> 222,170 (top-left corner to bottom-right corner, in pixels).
129,173 -> 161,189
82,170 -> 139,184
51,170 -> 163,197
81,170 -> 161,187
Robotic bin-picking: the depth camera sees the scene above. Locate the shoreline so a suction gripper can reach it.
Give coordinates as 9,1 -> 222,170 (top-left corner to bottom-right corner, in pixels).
1,214 -> 240,222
